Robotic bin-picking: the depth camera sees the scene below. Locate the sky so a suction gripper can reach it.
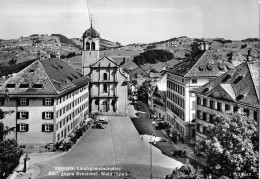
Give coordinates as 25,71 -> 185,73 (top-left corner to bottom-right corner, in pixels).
0,0 -> 259,45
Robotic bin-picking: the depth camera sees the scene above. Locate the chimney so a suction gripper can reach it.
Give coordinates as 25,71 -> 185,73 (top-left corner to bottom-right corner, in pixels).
247,49 -> 252,62
205,43 -> 209,50
200,43 -> 204,51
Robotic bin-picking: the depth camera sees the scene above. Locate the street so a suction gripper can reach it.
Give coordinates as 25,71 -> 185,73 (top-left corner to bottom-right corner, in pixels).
34,116 -> 183,179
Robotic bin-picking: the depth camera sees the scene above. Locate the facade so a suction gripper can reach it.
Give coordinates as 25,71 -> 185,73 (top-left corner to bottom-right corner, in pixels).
166,46 -> 234,143
149,72 -> 167,120
82,25 -> 128,115
191,61 -> 259,145
0,58 -> 89,148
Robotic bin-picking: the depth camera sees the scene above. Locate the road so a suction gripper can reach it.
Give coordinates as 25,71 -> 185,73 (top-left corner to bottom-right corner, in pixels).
34,116 -> 182,179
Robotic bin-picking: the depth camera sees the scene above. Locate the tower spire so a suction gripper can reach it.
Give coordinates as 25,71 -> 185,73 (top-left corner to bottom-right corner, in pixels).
90,14 -> 92,28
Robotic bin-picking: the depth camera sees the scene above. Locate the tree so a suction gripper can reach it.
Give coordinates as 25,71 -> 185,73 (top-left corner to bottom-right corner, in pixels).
204,112 -> 258,179
166,162 -> 204,179
0,139 -> 23,177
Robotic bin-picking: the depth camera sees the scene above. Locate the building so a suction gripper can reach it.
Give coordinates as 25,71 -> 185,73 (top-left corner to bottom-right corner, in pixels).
82,23 -> 128,115
0,58 -> 89,148
166,45 -> 234,143
149,72 -> 167,120
191,61 -> 259,146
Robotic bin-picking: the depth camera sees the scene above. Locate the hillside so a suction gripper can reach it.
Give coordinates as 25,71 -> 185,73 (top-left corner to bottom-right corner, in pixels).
133,49 -> 174,66
51,34 -> 81,49
71,38 -> 121,50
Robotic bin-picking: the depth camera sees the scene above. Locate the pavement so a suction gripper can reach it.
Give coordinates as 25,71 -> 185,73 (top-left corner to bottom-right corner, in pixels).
12,104 -> 182,179
133,101 -> 207,168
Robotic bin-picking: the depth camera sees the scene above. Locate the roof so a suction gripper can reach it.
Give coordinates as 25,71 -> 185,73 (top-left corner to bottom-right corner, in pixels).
83,25 -> 100,37
192,61 -> 259,107
0,58 -> 89,95
168,50 -> 234,78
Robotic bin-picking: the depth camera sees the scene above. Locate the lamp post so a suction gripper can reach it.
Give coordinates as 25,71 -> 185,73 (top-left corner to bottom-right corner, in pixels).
150,133 -> 156,179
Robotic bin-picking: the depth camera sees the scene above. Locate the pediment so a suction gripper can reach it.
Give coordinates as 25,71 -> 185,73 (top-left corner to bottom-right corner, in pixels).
92,57 -> 118,68
209,85 -> 236,102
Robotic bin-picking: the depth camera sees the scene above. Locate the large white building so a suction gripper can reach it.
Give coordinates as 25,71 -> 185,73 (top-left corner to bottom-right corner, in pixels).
0,58 -> 89,148
166,46 -> 234,143
192,61 -> 259,146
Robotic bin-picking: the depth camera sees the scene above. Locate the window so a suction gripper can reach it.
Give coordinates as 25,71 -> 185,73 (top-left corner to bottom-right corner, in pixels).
197,110 -> 201,119
103,73 -> 108,81
196,124 -> 200,133
20,98 -> 28,106
57,133 -> 60,141
103,84 -> 108,93
43,123 -> 53,132
91,42 -> 96,50
44,98 -> 52,106
217,102 -> 222,111
17,123 -> 29,132
20,124 -> 26,131
210,100 -> 215,109
0,97 -> 4,106
192,79 -> 197,84
225,104 -> 230,111
203,112 -> 207,121
203,98 -> 207,107
42,112 -> 53,119
254,111 -> 258,122
20,111 -> 28,119
197,97 -> 201,105
203,126 -> 207,135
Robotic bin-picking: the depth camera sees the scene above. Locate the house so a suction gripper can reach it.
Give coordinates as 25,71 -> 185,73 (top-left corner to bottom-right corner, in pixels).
166,44 -> 234,144
82,22 -> 128,115
0,58 -> 89,148
191,61 -> 259,148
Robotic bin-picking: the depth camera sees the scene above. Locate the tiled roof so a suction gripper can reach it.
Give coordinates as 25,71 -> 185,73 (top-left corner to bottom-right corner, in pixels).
192,62 -> 259,107
0,58 -> 89,96
168,50 -> 234,78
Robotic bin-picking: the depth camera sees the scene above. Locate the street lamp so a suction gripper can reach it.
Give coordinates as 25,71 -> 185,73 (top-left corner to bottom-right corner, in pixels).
150,133 -> 156,179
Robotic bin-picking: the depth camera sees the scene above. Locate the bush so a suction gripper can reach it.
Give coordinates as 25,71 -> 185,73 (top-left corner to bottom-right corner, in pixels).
62,142 -> 73,151
70,136 -> 77,144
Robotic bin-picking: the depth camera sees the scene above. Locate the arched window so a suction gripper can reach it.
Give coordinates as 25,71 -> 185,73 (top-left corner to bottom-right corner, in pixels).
86,42 -> 90,50
103,73 -> 108,81
95,99 -> 99,105
91,42 -> 95,50
103,84 -> 107,93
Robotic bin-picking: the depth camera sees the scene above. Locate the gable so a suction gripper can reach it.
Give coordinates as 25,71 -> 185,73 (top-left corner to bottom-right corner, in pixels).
92,57 -> 118,68
209,85 -> 236,102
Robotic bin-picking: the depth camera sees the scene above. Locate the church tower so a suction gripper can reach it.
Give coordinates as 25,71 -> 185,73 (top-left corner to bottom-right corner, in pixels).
82,20 -> 100,75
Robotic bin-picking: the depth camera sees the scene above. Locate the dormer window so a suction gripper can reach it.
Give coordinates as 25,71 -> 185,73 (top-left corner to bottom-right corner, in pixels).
222,74 -> 231,82
6,84 -> 15,88
202,88 -> 209,94
32,84 -> 43,88
234,76 -> 243,84
236,94 -> 244,100
19,84 -> 29,88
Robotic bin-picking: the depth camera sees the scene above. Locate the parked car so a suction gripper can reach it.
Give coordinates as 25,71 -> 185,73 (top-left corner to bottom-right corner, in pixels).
159,138 -> 169,142
97,118 -> 108,124
152,119 -> 163,125
92,123 -> 105,129
154,121 -> 168,130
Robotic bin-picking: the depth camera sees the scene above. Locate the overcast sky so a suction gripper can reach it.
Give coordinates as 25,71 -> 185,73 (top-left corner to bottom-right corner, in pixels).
0,0 -> 258,45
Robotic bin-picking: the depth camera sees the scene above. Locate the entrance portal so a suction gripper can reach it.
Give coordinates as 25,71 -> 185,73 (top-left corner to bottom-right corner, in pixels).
102,101 -> 108,112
